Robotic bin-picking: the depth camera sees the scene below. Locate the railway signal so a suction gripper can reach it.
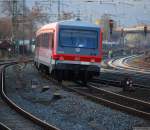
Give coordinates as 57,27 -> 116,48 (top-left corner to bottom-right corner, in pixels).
121,77 -> 135,92
144,25 -> 147,37
109,19 -> 114,35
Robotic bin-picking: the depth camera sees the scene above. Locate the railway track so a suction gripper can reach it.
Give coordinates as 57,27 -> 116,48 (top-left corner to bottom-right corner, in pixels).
0,61 -> 60,130
0,122 -> 11,130
61,81 -> 150,120
41,70 -> 150,120
107,55 -> 150,74
91,78 -> 150,90
32,58 -> 150,121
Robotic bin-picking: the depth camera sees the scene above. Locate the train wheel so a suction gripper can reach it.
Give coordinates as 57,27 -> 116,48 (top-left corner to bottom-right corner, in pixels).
82,71 -> 88,85
39,64 -> 43,73
58,70 -> 62,83
82,80 -> 87,85
82,76 -> 87,85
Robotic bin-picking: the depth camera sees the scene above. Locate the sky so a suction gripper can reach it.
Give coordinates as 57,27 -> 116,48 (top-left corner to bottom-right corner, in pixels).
26,0 -> 150,27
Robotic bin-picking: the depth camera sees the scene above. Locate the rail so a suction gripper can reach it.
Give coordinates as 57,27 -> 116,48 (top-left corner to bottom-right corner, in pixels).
0,122 -> 11,130
0,61 -> 60,130
61,81 -> 150,120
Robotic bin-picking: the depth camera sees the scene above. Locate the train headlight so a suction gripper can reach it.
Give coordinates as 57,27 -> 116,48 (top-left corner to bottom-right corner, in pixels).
75,57 -> 80,61
91,59 -> 95,62
59,56 -> 64,60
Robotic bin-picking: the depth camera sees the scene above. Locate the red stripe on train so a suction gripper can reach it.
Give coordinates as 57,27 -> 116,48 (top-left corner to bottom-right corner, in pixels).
52,54 -> 102,62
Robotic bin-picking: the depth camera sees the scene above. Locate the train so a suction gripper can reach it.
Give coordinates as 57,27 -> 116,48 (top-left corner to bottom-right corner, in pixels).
34,20 -> 102,83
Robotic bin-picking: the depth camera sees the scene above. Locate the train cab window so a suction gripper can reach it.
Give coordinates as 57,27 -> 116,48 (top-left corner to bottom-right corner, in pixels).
59,29 -> 98,49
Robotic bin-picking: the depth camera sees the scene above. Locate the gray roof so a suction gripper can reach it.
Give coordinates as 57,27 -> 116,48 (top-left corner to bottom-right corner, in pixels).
57,20 -> 100,28
40,20 -> 100,30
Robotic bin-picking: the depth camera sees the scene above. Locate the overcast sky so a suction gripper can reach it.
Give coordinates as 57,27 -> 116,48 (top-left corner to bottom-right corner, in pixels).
26,0 -> 150,27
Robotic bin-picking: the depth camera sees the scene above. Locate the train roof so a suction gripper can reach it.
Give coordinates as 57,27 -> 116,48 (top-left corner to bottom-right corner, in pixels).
38,20 -> 100,31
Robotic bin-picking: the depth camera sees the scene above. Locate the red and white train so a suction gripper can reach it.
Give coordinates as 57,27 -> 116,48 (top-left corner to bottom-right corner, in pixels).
34,20 -> 102,83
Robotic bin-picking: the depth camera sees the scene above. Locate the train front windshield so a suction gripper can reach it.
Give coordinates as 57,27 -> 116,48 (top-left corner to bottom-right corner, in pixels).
59,29 -> 98,49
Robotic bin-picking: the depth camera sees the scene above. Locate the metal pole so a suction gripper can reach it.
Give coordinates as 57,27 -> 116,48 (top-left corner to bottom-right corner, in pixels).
12,0 -> 18,55
22,0 -> 25,56
57,0 -> 60,20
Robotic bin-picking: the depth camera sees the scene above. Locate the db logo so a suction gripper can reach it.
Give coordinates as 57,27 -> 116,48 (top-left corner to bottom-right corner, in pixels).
75,48 -> 80,52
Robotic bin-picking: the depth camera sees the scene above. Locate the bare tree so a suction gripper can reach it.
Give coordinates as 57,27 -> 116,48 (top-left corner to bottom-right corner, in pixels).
0,0 -> 13,16
0,1 -> 50,40
0,17 -> 12,39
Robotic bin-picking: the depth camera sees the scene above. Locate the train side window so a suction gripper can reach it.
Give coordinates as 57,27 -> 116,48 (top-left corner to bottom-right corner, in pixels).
42,34 -> 45,47
40,33 -> 49,48
36,36 -> 40,47
41,34 -> 45,47
39,35 -> 42,47
44,34 -> 46,47
37,33 -> 53,48
36,37 -> 38,47
49,33 -> 54,49
45,33 -> 49,48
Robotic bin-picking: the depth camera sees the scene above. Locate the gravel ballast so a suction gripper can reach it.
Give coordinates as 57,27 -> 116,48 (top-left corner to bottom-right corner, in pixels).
5,63 -> 150,130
